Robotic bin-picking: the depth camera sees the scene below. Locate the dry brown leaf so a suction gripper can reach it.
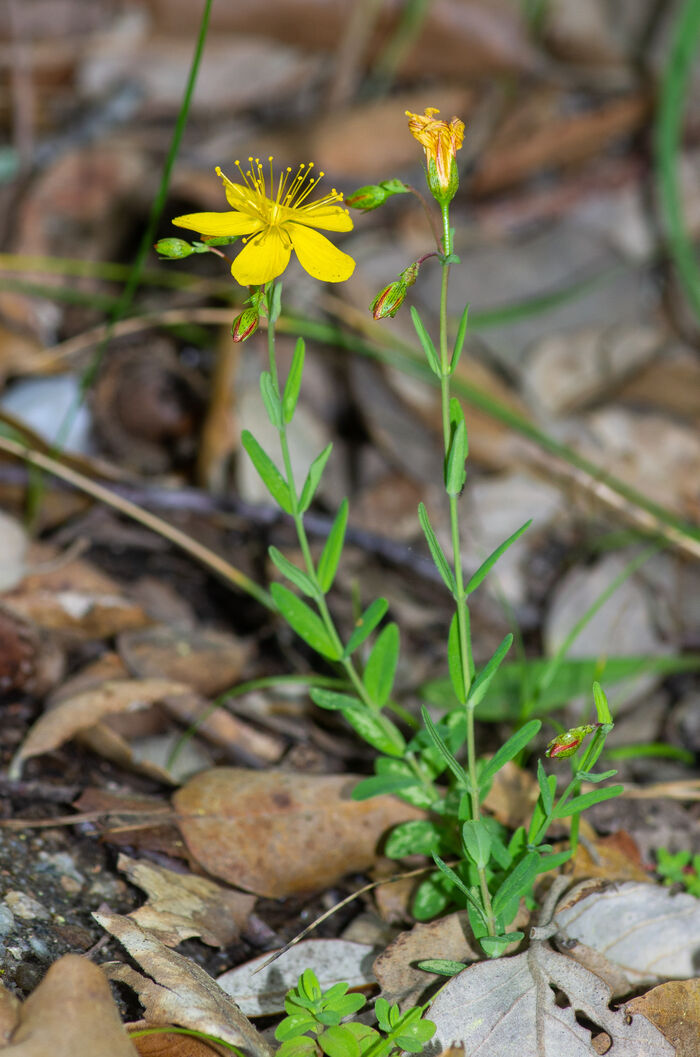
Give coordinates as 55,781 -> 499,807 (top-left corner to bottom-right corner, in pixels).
0,985 -> 20,1045
625,978 -> 700,1057
96,913 -> 272,1057
73,787 -> 185,860
1,954 -> 138,1057
159,692 -> 285,766
569,831 -> 651,884
117,853 -> 255,948
481,759 -> 539,829
373,912 -> 480,1008
173,767 -> 423,898
10,678 -> 190,778
128,1026 -> 224,1057
0,606 -> 64,696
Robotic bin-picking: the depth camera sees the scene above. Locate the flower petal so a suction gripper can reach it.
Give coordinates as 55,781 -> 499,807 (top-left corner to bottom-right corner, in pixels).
288,224 -> 355,283
216,168 -> 259,215
231,229 -> 291,286
290,204 -> 354,232
172,211 -> 261,237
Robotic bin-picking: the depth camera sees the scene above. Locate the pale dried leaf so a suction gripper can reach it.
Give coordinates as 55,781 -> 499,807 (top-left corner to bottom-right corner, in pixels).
128,1025 -> 224,1057
424,942 -> 675,1056
0,513 -> 29,593
117,626 -> 248,698
553,881 -> 700,987
218,939 -> 378,1015
117,853 -> 255,947
374,912 -> 480,1009
173,767 -> 423,898
95,912 -> 272,1057
0,984 -> 20,1045
2,954 -> 138,1057
9,678 -> 190,778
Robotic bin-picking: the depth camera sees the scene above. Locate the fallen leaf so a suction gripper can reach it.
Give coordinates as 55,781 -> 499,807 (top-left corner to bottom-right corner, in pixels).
117,853 -> 255,948
217,939 -> 378,1016
73,787 -> 185,860
0,606 -> 64,696
553,880 -> 700,987
0,512 -> 29,592
9,678 -> 191,779
173,767 -> 423,898
0,985 -> 20,1045
128,1026 -> 223,1057
481,760 -> 539,830
2,953 -> 138,1057
425,940 -> 674,1056
95,912 -> 272,1057
626,978 -> 700,1057
569,831 -> 651,884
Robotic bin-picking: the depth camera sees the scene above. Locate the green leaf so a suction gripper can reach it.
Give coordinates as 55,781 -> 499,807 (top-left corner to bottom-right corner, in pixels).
412,875 -> 450,920
277,1037 -> 317,1057
448,612 -> 467,705
267,279 -> 283,323
299,443 -> 333,512
433,854 -> 488,924
385,820 -> 442,858
417,959 -> 466,977
268,546 -> 316,597
420,706 -> 468,789
410,306 -> 441,376
319,1025 -> 360,1057
467,634 -> 513,714
592,680 -> 613,724
449,303 -> 470,373
462,819 -> 492,869
317,499 -> 348,593
537,759 -> 554,817
276,1014 -> 317,1040
553,784 -> 624,818
260,371 -> 283,428
299,968 -> 321,1001
575,768 -> 618,784
418,503 -> 456,595
343,598 -> 388,657
478,718 -> 541,791
310,688 -> 363,712
241,431 -> 293,513
271,583 -> 340,660
492,851 -> 539,917
343,709 -> 406,757
480,932 -> 523,958
351,774 -> 419,800
283,337 -> 305,423
363,622 -> 399,706
465,520 -> 531,595
445,418 -> 467,495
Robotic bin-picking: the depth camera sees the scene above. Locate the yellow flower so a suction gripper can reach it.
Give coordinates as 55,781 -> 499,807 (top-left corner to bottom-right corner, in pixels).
172,159 -> 355,287
406,107 -> 465,204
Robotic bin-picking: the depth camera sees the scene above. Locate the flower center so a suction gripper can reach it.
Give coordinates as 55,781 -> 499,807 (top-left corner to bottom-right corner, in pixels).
232,156 -> 344,224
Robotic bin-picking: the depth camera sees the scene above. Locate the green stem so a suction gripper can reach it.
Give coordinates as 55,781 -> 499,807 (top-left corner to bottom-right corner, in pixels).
437,202 -> 494,935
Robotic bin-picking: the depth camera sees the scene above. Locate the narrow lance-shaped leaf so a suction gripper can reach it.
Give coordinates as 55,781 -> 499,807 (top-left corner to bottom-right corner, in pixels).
418,503 -> 456,595
410,306 -> 441,376
445,418 -> 467,496
317,498 -> 348,593
343,598 -> 388,657
241,430 -> 293,513
283,337 -> 305,423
449,303 -> 469,373
492,850 -> 539,917
271,582 -> 340,660
467,633 -> 513,712
268,546 -> 316,597
479,719 -> 542,791
553,784 -> 624,818
298,443 -> 333,512
363,622 -> 399,707
448,612 -> 467,704
432,854 -> 487,925
260,371 -> 283,428
421,705 -> 468,789
465,520 -> 531,595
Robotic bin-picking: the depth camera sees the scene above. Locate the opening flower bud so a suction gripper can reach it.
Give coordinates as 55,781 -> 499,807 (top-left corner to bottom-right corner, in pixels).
406,107 -> 465,206
545,724 -> 597,759
231,306 -> 260,343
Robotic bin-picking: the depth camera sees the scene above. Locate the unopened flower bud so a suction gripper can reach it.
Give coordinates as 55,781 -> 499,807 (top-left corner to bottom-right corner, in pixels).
231,307 -> 260,342
545,724 -> 597,759
370,281 -> 407,320
346,178 -> 409,212
154,237 -> 194,259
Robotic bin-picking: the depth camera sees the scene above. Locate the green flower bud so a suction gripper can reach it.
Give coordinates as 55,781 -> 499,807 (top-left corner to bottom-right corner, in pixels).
154,237 -> 195,259
545,724 -> 597,759
231,306 -> 260,343
346,179 -> 409,212
370,281 -> 408,319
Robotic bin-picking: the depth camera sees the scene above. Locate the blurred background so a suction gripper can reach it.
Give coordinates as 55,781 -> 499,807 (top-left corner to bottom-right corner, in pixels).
0,0 -> 699,774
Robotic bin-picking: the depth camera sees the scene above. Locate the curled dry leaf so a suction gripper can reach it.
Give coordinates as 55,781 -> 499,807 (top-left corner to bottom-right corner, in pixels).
0,953 -> 138,1057
117,853 -> 255,948
9,678 -> 190,779
625,978 -> 700,1057
424,940 -> 674,1056
95,912 -> 272,1057
128,1026 -> 224,1057
553,880 -> 700,988
218,938 -> 378,1016
173,767 -> 423,898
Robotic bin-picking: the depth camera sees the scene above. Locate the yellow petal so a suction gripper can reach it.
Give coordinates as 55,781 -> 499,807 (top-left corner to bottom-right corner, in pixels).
289,204 -> 354,232
217,169 -> 259,215
288,224 -> 355,283
231,229 -> 291,286
172,211 -> 261,237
